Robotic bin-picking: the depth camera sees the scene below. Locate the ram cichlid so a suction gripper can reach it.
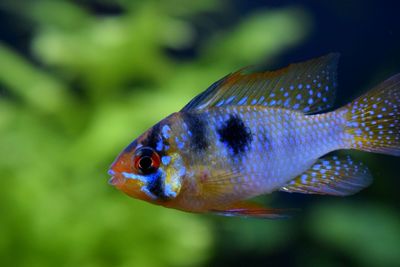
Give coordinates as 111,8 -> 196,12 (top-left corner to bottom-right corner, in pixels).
109,54 -> 399,218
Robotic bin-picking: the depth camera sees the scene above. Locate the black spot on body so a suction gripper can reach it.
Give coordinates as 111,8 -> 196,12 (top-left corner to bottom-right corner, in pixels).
217,115 -> 253,155
182,112 -> 209,152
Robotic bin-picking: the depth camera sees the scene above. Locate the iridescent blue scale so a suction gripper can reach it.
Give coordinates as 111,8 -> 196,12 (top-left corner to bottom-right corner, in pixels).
187,106 -> 349,199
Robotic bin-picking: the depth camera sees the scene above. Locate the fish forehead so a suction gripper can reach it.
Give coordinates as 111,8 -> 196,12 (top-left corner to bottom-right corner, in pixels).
122,114 -> 180,155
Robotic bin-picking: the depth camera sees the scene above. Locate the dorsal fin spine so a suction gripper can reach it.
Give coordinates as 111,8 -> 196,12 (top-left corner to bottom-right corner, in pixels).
182,53 -> 340,114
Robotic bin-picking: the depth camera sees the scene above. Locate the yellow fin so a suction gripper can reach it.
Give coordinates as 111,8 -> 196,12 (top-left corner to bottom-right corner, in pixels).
343,73 -> 400,156
196,168 -> 244,197
182,53 -> 339,114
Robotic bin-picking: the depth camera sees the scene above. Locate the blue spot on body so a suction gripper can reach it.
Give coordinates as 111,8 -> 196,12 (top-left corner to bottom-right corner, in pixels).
164,184 -> 177,198
161,156 -> 171,165
175,137 -> 185,149
162,125 -> 171,139
156,139 -> 163,151
226,96 -> 236,104
179,167 -> 186,177
301,174 -> 308,183
238,97 -> 248,105
216,99 -> 225,107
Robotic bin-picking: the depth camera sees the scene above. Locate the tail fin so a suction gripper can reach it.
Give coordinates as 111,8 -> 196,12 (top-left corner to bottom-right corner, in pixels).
344,73 -> 400,156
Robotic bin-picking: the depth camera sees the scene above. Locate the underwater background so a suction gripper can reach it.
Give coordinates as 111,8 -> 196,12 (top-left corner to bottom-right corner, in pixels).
0,1 -> 399,266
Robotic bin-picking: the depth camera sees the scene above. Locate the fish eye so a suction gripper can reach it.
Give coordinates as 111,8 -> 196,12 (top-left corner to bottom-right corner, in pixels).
138,156 -> 152,170
133,147 -> 160,174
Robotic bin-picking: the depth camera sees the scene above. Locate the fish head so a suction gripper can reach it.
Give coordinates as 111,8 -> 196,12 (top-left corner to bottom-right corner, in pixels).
108,114 -> 186,204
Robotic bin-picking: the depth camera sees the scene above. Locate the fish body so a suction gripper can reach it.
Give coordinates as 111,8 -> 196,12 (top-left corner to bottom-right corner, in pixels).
109,54 -> 400,218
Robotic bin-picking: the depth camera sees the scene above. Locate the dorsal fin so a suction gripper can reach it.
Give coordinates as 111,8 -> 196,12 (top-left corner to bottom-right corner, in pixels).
182,53 -> 339,114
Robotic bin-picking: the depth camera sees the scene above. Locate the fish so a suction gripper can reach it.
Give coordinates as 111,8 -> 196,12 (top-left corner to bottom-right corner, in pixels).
108,54 -> 400,218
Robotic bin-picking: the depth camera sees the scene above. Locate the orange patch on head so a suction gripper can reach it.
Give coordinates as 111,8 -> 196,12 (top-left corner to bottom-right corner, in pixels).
110,152 -> 133,174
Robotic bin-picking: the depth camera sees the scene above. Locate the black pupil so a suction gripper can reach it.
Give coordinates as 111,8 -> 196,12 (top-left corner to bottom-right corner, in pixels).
139,156 -> 153,170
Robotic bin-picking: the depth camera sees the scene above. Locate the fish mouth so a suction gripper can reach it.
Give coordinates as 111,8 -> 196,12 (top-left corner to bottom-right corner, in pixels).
107,169 -> 124,186
108,176 -> 121,186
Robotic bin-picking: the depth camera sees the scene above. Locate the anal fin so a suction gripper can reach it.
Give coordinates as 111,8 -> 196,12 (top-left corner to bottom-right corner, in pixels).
280,155 -> 372,196
210,201 -> 293,219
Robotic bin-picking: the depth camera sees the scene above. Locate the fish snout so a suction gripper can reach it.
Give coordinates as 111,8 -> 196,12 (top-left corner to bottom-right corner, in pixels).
107,169 -> 124,186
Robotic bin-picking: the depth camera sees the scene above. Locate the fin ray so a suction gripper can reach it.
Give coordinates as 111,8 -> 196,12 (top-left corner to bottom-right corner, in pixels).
211,201 -> 293,219
182,53 -> 339,114
199,168 -> 255,196
280,155 -> 372,196
343,73 -> 400,155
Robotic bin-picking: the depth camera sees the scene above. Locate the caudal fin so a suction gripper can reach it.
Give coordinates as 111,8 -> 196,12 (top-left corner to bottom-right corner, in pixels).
344,73 -> 400,156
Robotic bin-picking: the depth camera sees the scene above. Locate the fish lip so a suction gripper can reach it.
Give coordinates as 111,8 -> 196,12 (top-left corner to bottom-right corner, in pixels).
107,169 -> 123,186
108,169 -> 116,176
108,176 -> 120,186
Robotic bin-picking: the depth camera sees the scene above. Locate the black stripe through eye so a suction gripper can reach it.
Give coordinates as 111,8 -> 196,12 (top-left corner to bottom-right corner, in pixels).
182,112 -> 209,152
145,123 -> 161,149
147,175 -> 165,199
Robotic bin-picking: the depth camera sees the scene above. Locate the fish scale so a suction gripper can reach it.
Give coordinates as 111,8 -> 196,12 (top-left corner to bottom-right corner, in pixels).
196,107 -> 348,198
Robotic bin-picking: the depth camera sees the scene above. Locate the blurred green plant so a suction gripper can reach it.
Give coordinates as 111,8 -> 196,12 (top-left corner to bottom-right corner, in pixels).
0,0 -> 313,266
309,202 -> 400,267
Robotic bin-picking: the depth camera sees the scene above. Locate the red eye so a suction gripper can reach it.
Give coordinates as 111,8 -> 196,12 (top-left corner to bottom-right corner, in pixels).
133,147 -> 160,174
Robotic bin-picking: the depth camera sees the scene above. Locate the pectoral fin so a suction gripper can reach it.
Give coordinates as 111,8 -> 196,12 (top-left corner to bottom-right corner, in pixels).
210,201 -> 294,219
